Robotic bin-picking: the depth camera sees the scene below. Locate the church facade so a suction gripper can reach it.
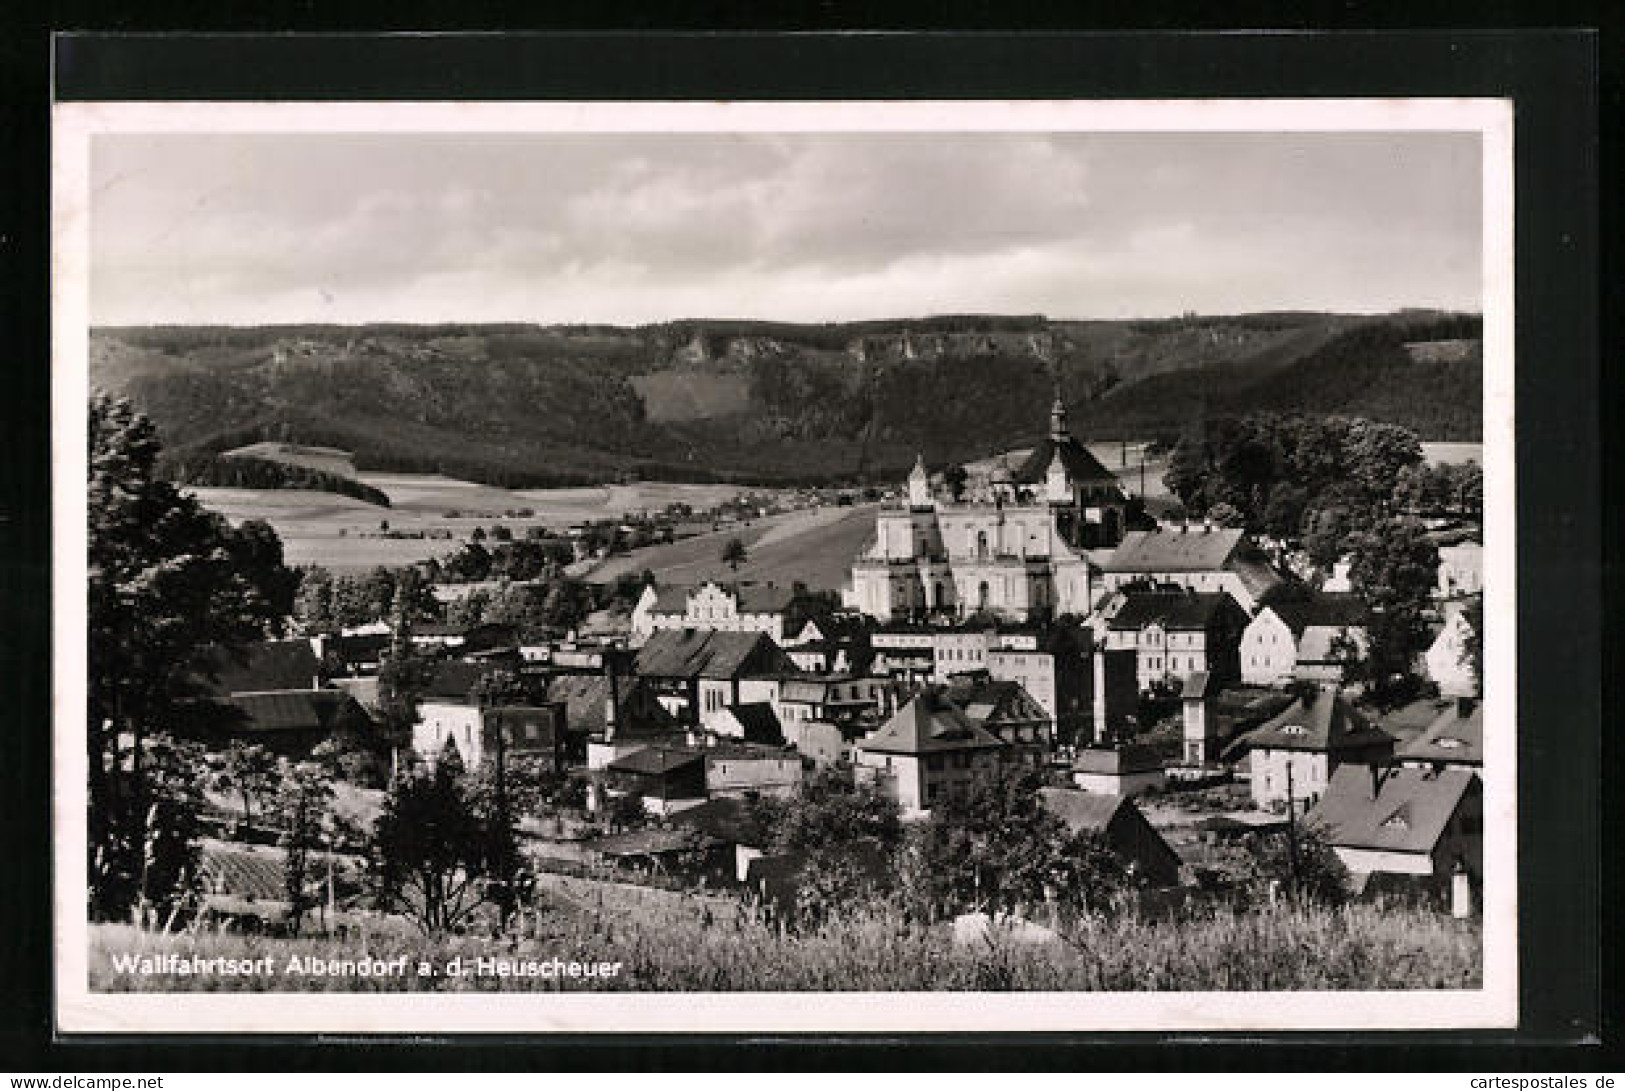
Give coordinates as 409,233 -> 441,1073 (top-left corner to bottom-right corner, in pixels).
843,395 -> 1131,623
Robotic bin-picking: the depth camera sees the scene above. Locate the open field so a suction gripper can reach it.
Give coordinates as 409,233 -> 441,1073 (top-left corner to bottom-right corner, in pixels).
90,898 -> 1479,993
188,476 -> 786,575
1421,442 -> 1483,465
584,503 -> 882,591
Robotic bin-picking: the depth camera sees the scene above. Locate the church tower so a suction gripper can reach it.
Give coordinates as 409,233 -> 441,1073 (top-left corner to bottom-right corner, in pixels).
907,452 -> 933,509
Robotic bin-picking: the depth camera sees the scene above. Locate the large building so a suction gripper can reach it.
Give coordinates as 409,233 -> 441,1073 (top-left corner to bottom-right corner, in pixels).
842,394 -> 1130,623
631,580 -> 815,645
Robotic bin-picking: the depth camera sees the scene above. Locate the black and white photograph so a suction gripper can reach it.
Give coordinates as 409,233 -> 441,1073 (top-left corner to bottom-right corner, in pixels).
51,98 -> 1517,1033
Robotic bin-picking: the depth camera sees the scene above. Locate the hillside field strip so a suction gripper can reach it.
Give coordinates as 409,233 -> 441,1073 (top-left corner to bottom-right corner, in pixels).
584,504 -> 883,592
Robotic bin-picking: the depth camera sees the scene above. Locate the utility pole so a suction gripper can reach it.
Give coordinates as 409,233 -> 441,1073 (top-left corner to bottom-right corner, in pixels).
1284,760 -> 1301,904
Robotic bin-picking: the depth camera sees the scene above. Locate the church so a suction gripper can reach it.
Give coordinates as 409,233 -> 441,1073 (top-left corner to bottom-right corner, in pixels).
842,393 -> 1132,623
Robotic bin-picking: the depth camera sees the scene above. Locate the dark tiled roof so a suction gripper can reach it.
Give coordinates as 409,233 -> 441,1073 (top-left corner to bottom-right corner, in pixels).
1037,787 -> 1129,833
1265,594 -> 1370,636
607,746 -> 707,777
1074,744 -> 1164,776
1309,766 -> 1478,855
1105,528 -> 1245,573
1013,434 -> 1119,486
722,702 -> 784,744
197,839 -> 288,901
634,628 -> 788,681
225,690 -> 369,734
1182,671 -> 1213,699
946,679 -> 1048,728
1397,700 -> 1483,766
547,672 -> 677,737
1233,689 -> 1394,754
423,660 -> 489,702
195,640 -> 320,697
1107,591 -> 1240,631
670,796 -> 773,847
860,692 -> 1006,756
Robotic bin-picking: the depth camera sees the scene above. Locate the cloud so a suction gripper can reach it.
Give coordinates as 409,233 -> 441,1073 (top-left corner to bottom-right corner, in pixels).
88,131 -> 1482,325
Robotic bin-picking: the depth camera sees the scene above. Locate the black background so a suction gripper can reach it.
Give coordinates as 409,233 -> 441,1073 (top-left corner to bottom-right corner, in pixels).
1,21 -> 1612,1072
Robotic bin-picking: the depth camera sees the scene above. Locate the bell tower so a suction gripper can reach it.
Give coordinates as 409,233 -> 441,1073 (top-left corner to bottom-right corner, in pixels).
907,452 -> 933,509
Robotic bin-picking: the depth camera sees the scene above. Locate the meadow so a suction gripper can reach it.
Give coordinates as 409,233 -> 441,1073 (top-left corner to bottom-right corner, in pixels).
90,900 -> 1480,993
187,476 -> 779,575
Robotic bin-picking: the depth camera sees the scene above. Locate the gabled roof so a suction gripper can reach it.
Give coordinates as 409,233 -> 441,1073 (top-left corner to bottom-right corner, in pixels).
945,679 -> 1049,728
421,660 -> 490,702
195,640 -> 320,697
860,691 -> 1007,755
720,702 -> 784,744
607,745 -> 706,777
1013,434 -> 1119,487
547,672 -> 677,737
1309,766 -> 1478,855
643,585 -> 691,613
1037,786 -> 1130,833
1105,528 -> 1246,573
1397,700 -> 1483,766
1107,591 -> 1240,631
670,796 -> 773,847
1231,689 -> 1394,754
197,839 -> 287,902
1182,671 -> 1214,699
634,628 -> 788,681
1263,593 -> 1370,636
224,690 -> 369,734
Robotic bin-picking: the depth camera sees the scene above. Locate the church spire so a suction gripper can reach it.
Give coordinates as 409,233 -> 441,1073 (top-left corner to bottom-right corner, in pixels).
1049,378 -> 1070,441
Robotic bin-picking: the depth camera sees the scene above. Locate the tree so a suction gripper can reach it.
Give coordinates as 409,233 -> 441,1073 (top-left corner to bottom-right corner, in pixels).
369,759 -> 493,934
273,761 -> 335,935
943,464 -> 969,501
911,766 -> 1131,921
213,742 -> 279,829
1347,516 -> 1440,707
607,791 -> 649,832
1245,821 -> 1349,907
1206,502 -> 1246,529
1458,593 -> 1484,698
721,536 -> 748,572
469,667 -> 530,709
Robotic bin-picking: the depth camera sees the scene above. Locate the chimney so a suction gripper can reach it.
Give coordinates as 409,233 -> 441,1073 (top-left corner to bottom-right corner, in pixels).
1368,762 -> 1386,800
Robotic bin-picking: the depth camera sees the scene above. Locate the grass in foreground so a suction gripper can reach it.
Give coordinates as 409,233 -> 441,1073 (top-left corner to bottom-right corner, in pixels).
90,899 -> 1481,993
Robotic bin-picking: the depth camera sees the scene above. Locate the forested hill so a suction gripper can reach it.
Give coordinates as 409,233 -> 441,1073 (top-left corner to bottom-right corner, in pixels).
90,310 -> 1481,488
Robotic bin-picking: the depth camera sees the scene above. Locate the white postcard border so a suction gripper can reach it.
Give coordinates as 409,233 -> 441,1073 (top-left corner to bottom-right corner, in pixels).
52,97 -> 1517,1034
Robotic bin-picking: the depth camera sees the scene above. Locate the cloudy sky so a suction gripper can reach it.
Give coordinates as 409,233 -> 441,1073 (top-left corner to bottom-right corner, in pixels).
89,131 -> 1482,326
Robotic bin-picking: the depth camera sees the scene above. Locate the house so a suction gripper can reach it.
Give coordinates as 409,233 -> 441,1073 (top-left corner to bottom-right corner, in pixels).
1100,526 -> 1283,613
702,738 -> 805,799
1071,743 -> 1166,796
1227,687 -> 1395,812
547,671 -> 685,770
1396,697 -> 1483,771
1102,590 -> 1248,692
1239,594 -> 1370,686
853,690 -> 1006,814
631,580 -> 816,644
1425,602 -> 1478,698
1037,787 -> 1183,888
212,690 -> 375,755
985,631 -> 1091,749
633,628 -> 797,725
944,677 -> 1053,767
1436,542 -> 1483,598
412,702 -> 569,771
701,701 -> 785,745
1309,765 -> 1483,895
602,746 -> 709,816
670,796 -> 776,882
194,639 -> 323,698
